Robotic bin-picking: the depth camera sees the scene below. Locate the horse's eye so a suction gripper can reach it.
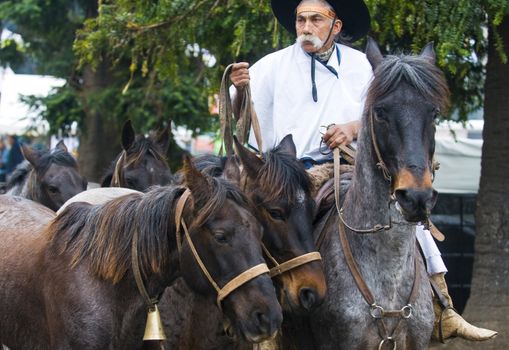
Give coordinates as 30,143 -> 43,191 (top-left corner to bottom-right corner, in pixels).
213,231 -> 229,244
373,106 -> 388,123
267,209 -> 284,221
47,185 -> 59,194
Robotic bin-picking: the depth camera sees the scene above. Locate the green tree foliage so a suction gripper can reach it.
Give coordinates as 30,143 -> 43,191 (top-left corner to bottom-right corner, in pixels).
2,0 -> 509,135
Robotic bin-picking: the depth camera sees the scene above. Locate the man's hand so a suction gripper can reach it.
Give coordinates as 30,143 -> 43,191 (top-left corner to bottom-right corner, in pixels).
322,120 -> 360,149
230,62 -> 250,90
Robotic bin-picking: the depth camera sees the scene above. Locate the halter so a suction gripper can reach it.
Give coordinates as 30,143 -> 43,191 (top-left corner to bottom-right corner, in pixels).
261,244 -> 321,278
174,189 -> 270,308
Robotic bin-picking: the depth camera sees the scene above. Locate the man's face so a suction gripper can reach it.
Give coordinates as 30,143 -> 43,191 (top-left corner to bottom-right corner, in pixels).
295,10 -> 341,53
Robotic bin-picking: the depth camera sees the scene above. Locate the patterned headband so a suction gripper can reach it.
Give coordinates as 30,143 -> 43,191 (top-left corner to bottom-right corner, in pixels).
296,5 -> 336,20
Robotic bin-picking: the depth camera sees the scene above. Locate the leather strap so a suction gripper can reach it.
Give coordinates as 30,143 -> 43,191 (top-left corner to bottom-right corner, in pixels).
369,110 -> 392,182
268,252 -> 322,277
111,151 -> 126,187
131,226 -> 158,310
219,64 -> 263,156
217,263 -> 270,305
175,189 -> 191,253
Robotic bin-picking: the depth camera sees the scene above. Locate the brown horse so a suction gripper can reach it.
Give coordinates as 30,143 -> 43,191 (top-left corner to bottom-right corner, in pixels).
101,120 -> 173,190
0,158 -> 282,349
154,135 -> 326,349
5,140 -> 87,211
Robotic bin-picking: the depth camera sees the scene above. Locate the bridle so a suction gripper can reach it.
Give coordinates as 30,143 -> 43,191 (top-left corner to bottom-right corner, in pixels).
130,188 -> 271,342
174,189 -> 270,308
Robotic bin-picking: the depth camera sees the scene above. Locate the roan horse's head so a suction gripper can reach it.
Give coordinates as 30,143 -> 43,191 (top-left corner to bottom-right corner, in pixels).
179,157 -> 282,343
21,141 -> 87,211
364,38 -> 450,222
102,120 -> 172,190
228,135 -> 327,312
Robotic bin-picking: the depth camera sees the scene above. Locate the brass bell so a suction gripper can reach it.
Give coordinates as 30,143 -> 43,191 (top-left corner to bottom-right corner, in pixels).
143,304 -> 167,341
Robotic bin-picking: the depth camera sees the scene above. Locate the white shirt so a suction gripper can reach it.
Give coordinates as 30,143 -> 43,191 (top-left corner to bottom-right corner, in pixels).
240,43 -> 373,160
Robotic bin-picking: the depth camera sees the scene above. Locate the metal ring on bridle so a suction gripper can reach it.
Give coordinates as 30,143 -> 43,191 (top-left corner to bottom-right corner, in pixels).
378,337 -> 397,350
401,304 -> 413,319
370,304 -> 385,319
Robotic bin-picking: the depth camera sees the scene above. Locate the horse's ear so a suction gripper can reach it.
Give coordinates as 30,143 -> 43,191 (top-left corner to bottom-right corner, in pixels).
21,145 -> 40,166
277,134 -> 297,158
182,155 -> 211,209
155,121 -> 171,153
365,36 -> 383,70
55,140 -> 68,153
121,120 -> 136,151
223,156 -> 241,184
233,136 -> 263,179
420,42 -> 436,64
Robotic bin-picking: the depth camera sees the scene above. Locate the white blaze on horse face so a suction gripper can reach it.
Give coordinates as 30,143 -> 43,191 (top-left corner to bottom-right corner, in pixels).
149,167 -> 155,173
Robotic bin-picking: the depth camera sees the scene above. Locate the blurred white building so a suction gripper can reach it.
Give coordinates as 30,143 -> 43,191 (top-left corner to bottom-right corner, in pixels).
0,65 -> 65,135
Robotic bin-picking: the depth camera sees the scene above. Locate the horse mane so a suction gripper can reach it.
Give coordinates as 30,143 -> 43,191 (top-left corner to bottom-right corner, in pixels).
125,135 -> 167,167
6,148 -> 78,190
6,161 -> 31,188
47,179 -> 250,284
365,54 -> 450,113
258,144 -> 312,204
191,147 -> 311,205
37,148 -> 79,173
192,155 -> 227,178
101,135 -> 168,186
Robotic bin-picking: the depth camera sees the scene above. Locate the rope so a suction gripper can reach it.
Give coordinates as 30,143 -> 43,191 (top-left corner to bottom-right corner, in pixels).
219,64 -> 263,156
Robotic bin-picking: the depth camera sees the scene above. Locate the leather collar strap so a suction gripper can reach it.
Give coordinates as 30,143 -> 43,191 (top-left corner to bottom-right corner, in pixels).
175,189 -> 270,308
261,244 -> 321,277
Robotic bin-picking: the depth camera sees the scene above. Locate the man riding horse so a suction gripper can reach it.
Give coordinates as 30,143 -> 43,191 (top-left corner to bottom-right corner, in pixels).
229,0 -> 496,343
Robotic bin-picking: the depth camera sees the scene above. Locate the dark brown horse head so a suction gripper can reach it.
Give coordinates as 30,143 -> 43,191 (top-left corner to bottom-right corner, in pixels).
18,141 -> 87,210
101,120 -> 172,190
232,135 -> 327,312
179,157 -> 282,342
365,38 -> 450,222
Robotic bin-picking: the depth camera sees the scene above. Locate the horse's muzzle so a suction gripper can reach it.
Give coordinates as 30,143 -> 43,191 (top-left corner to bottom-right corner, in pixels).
394,187 -> 438,222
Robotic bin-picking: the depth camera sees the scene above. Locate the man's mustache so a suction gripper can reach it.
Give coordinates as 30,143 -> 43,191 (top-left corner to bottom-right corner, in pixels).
296,34 -> 324,49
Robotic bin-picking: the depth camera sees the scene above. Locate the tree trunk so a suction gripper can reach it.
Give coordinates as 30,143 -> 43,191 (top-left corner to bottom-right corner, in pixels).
442,15 -> 509,350
77,63 -> 121,183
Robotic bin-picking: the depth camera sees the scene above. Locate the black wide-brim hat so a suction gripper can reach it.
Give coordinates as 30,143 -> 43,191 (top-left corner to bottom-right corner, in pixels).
271,0 -> 370,42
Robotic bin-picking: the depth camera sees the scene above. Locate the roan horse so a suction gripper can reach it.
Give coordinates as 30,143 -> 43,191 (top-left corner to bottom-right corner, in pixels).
0,158 -> 283,349
101,119 -> 173,190
155,135 -> 327,349
5,140 -> 87,211
284,39 -> 450,349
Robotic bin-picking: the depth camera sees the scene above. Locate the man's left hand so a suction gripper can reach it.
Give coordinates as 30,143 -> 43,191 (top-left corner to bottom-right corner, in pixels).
322,120 -> 360,149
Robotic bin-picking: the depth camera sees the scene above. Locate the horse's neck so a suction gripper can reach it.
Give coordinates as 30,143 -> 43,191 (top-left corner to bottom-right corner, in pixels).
343,137 -> 392,228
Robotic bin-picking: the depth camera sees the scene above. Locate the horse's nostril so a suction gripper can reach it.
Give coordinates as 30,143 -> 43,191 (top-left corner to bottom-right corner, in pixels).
299,287 -> 317,311
253,310 -> 270,334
